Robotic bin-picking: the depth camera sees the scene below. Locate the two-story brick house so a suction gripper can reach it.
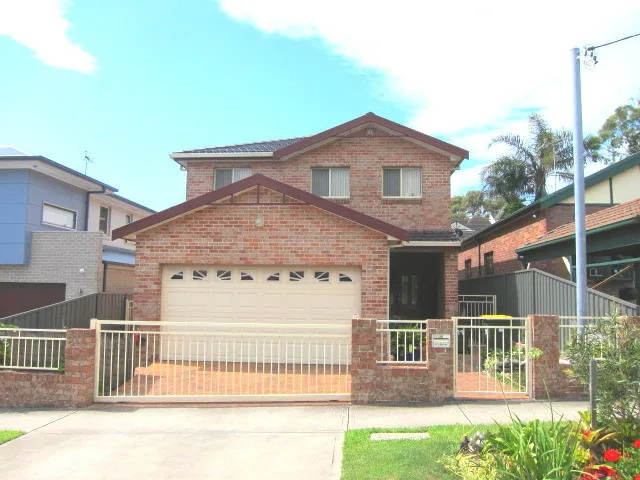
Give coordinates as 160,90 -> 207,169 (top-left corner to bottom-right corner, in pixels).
113,113 -> 468,328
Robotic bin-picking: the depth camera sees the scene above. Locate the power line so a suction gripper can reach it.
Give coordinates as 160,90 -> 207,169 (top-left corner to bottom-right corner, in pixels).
586,32 -> 640,51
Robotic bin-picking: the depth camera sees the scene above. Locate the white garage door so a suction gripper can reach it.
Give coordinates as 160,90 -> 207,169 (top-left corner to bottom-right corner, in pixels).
160,265 -> 360,362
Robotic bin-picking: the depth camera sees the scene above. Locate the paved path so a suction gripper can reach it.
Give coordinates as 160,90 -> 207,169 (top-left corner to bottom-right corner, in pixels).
0,400 -> 587,480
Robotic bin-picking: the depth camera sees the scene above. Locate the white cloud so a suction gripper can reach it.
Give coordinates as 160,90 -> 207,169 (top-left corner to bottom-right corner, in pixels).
217,0 -> 640,193
0,0 -> 96,74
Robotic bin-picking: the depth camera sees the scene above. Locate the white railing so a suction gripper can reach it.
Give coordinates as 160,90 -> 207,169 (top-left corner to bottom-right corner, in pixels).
454,317 -> 529,396
92,320 -> 352,402
376,320 -> 427,365
559,316 -> 599,358
0,328 -> 67,371
458,295 -> 497,317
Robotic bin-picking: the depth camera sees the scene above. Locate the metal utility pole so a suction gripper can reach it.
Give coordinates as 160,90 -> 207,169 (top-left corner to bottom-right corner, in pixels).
571,47 -> 587,326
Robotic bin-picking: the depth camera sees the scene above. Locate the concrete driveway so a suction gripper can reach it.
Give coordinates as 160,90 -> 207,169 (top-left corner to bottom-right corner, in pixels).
0,400 -> 587,480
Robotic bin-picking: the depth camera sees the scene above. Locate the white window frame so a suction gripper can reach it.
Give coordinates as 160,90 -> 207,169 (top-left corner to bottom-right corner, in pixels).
42,202 -> 77,230
98,205 -> 111,234
214,168 -> 252,189
382,167 -> 422,198
310,167 -> 350,198
125,213 -> 133,225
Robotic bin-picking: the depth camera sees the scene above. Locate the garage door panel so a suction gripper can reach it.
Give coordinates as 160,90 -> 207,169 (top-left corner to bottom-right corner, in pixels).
161,265 -> 359,362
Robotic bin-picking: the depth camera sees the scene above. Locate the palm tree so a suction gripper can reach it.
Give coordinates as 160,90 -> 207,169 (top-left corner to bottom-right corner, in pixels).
482,113 -> 599,203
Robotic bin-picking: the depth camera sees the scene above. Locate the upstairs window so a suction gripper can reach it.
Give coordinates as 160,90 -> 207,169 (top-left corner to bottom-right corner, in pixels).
311,168 -> 350,198
383,168 -> 421,198
484,252 -> 494,276
42,203 -> 77,229
464,259 -> 472,279
215,168 -> 252,189
98,206 -> 110,234
125,214 -> 133,225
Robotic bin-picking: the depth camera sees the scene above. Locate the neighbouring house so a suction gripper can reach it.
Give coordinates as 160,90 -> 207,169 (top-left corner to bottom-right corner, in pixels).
451,218 -> 493,240
113,112 -> 469,332
517,198 -> 640,305
458,151 -> 640,284
0,147 -> 155,317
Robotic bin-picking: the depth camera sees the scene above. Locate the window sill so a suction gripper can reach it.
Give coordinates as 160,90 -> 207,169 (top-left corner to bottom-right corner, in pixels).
322,197 -> 351,204
41,222 -> 77,231
382,197 -> 423,204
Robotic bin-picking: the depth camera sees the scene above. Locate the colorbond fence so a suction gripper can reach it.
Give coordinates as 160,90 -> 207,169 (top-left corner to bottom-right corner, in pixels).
459,268 -> 639,317
0,293 -> 132,329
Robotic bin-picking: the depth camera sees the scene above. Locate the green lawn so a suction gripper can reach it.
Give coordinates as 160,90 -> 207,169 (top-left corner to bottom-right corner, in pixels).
0,430 -> 24,445
342,424 -> 490,480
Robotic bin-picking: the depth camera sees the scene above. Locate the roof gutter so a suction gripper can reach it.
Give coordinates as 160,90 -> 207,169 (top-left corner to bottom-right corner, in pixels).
516,217 -> 640,254
169,152 -> 274,159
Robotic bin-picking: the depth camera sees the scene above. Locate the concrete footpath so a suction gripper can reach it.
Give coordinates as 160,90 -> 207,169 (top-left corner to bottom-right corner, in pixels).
0,400 -> 587,480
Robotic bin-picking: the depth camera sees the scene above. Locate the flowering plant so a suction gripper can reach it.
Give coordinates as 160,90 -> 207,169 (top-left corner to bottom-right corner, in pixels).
579,440 -> 640,479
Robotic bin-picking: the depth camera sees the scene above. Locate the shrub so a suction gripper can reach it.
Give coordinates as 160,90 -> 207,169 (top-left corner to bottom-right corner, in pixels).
564,314 -> 640,443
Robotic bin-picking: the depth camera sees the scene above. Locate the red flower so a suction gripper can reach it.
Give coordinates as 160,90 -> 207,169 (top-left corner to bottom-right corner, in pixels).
633,439 -> 640,449
633,475 -> 640,480
598,465 -> 616,476
603,449 -> 622,462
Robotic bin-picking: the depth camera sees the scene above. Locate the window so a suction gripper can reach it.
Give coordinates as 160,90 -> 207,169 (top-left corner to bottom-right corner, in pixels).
98,206 -> 110,234
383,168 -> 421,198
125,214 -> 133,225
484,252 -> 494,276
289,271 -> 305,282
266,272 -> 280,282
193,270 -> 208,280
42,203 -> 76,229
314,271 -> 330,282
170,271 -> 184,280
338,273 -> 353,283
464,259 -> 472,279
216,270 -> 231,281
215,168 -> 252,189
240,271 -> 255,281
311,168 -> 350,198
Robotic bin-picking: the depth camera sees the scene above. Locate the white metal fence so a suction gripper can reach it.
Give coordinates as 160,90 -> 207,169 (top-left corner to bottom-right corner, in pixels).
376,320 -> 427,364
458,295 -> 497,317
454,317 -> 529,396
93,320 -> 352,403
0,328 -> 66,371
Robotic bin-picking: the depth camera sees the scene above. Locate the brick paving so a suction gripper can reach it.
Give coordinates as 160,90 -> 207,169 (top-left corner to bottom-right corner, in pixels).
112,361 -> 351,397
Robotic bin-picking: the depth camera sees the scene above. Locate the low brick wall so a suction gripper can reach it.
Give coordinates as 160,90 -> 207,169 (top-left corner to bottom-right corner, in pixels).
351,318 -> 454,404
529,315 -> 586,400
0,329 -> 95,408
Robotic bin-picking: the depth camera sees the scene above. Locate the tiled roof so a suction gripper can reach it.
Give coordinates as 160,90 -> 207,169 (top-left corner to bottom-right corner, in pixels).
523,198 -> 640,248
461,218 -> 492,231
176,137 -> 307,154
409,230 -> 462,242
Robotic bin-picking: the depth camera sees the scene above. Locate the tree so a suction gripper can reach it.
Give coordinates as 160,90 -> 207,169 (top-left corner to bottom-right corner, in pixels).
451,190 -> 524,222
597,97 -> 640,163
482,113 -> 600,203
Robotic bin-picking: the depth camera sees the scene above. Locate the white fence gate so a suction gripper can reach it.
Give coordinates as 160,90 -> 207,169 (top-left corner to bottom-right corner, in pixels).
93,320 -> 351,403
458,295 -> 497,317
454,317 -> 530,397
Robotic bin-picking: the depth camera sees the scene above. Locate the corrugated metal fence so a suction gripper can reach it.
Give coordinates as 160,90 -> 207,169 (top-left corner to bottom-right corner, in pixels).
0,293 -> 132,329
459,268 -> 639,317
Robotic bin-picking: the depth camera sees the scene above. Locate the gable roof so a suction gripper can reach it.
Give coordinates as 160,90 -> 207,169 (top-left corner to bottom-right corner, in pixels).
461,151 -> 640,246
517,198 -> 640,252
112,174 -> 410,241
169,112 -> 469,165
176,138 -> 306,155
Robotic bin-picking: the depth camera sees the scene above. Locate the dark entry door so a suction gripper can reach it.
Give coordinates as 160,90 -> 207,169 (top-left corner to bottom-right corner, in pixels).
0,283 -> 66,318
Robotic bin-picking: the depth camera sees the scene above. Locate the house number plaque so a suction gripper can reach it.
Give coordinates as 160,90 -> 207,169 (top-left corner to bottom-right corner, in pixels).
431,333 -> 451,348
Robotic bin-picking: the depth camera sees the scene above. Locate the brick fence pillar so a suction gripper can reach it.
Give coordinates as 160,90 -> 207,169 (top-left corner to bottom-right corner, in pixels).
64,329 -> 96,407
425,320 -> 455,399
528,314 -> 585,400
351,317 -> 377,405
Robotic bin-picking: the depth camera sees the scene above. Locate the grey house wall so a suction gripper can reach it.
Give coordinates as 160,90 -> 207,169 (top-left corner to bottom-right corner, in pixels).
0,231 -> 102,300
0,169 -> 88,265
459,268 -> 639,317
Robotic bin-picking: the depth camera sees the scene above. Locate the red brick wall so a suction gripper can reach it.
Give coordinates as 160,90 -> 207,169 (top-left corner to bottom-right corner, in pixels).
134,200 -> 391,322
185,133 -> 453,231
458,204 -> 610,280
351,317 -> 454,404
0,329 -> 95,408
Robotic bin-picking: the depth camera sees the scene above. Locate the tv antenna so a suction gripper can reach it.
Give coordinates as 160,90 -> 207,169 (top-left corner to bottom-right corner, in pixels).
84,151 -> 94,175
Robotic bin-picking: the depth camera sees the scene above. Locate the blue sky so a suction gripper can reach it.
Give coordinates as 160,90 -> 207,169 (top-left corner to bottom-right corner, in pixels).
1,1 -> 639,211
